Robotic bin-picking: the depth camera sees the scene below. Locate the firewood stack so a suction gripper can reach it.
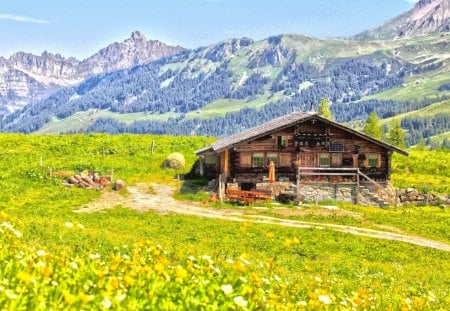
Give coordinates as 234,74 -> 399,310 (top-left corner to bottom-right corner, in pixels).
64,170 -> 112,190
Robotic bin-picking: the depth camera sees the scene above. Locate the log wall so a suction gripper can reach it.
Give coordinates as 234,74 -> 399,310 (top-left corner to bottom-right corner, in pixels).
225,119 -> 390,183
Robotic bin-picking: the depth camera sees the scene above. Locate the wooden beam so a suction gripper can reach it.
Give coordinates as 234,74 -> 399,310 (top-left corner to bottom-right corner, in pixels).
386,151 -> 392,181
223,149 -> 229,178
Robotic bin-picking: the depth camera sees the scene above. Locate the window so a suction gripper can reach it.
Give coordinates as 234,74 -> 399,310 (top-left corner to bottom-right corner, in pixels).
252,153 -> 264,167
279,153 -> 292,167
319,153 -> 330,167
368,154 -> 379,168
267,152 -> 278,166
204,154 -> 217,165
277,136 -> 288,149
239,153 -> 252,167
329,142 -> 344,152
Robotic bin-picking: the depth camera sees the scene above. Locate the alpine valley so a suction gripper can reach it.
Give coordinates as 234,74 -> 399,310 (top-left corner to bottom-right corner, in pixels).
1,0 -> 449,147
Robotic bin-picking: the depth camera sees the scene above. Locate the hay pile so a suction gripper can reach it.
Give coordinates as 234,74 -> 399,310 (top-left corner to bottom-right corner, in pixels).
164,152 -> 185,169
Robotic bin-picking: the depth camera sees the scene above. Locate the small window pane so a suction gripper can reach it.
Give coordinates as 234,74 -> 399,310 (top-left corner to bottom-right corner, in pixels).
329,142 -> 344,152
204,154 -> 216,165
252,153 -> 264,167
319,153 -> 330,167
277,136 -> 288,149
368,154 -> 378,167
267,152 -> 278,166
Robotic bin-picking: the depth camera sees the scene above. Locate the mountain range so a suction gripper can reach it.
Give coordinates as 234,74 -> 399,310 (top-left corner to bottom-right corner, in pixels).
0,0 -> 449,146
0,31 -> 182,113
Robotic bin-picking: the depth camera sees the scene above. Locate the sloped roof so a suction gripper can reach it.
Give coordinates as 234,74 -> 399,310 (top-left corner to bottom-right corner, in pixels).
196,112 -> 408,156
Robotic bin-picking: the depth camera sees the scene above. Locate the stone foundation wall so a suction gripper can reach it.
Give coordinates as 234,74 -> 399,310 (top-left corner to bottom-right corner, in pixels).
255,182 -> 293,195
225,181 -> 449,207
298,184 -> 383,207
298,184 -> 351,203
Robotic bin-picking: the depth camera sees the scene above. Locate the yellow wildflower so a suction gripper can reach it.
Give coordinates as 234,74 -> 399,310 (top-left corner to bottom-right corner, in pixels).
41,266 -> 52,277
16,271 -> 32,284
175,266 -> 188,280
154,262 -> 165,273
265,232 -> 274,239
110,277 -> 119,290
124,275 -> 135,286
63,291 -> 77,304
234,261 -> 247,273
78,292 -> 91,303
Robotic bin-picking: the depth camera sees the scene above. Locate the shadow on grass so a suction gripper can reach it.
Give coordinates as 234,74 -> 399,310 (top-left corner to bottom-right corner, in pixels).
175,178 -> 210,202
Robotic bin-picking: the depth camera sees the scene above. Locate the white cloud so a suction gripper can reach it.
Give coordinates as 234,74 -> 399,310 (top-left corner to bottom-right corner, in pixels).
0,13 -> 50,24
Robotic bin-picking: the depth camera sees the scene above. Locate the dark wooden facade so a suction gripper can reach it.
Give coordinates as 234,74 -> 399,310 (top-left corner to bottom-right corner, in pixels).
197,113 -> 407,189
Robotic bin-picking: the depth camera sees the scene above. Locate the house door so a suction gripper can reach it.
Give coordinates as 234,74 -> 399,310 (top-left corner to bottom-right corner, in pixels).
299,153 -> 315,167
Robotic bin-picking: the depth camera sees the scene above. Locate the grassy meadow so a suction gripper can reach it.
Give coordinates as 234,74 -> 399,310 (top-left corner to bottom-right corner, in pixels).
0,133 -> 449,309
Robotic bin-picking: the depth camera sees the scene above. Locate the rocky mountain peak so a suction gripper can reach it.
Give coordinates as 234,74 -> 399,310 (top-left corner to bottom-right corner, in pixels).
204,38 -> 254,62
130,31 -> 147,42
353,0 -> 449,40
0,31 -> 184,112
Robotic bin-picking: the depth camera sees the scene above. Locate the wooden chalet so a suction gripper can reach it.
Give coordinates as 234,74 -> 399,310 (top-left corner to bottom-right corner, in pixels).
196,112 -> 408,203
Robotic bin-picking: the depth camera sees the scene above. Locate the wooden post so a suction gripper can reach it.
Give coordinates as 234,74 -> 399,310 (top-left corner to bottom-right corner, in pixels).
49,167 -> 53,177
395,189 -> 398,208
177,174 -> 180,190
223,149 -> 229,178
150,141 -> 155,154
111,169 -> 114,183
386,151 -> 392,181
296,167 -> 300,204
39,156 -> 43,167
199,157 -> 204,177
355,168 -> 360,204
102,146 -> 106,156
218,174 -> 223,205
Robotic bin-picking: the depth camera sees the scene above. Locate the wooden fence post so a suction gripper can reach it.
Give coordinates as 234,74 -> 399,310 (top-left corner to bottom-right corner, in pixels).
218,174 -> 223,205
40,156 -> 43,167
150,141 -> 155,154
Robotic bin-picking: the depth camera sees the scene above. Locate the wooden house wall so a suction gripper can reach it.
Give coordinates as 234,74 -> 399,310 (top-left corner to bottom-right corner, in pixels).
224,119 -> 390,182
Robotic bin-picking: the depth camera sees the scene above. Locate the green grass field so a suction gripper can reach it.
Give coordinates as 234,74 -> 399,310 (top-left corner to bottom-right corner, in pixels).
379,99 -> 450,127
184,90 -> 285,120
367,72 -> 450,101
0,134 -> 449,309
36,109 -> 181,134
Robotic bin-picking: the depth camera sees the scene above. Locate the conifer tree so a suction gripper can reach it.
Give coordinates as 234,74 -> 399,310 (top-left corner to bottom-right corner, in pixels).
362,111 -> 382,140
387,120 -> 406,149
317,98 -> 333,120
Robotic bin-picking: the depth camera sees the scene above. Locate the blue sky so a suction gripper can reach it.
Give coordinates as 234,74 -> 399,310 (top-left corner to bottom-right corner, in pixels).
0,0 -> 416,59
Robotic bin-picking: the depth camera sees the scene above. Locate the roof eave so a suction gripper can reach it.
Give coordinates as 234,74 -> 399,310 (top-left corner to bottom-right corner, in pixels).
195,146 -> 213,155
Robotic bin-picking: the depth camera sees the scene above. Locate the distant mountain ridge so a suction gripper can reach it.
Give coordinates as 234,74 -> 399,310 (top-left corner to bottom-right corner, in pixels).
0,31 -> 183,112
1,3 -> 449,146
354,0 -> 450,40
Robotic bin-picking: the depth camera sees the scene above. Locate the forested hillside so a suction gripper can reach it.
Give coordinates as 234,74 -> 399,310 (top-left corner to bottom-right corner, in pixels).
1,34 -> 449,146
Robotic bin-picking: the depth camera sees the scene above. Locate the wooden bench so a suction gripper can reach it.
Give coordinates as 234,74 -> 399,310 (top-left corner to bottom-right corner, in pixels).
226,189 -> 271,205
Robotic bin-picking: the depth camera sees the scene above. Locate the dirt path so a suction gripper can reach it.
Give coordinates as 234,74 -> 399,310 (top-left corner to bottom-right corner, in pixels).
75,183 -> 450,252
